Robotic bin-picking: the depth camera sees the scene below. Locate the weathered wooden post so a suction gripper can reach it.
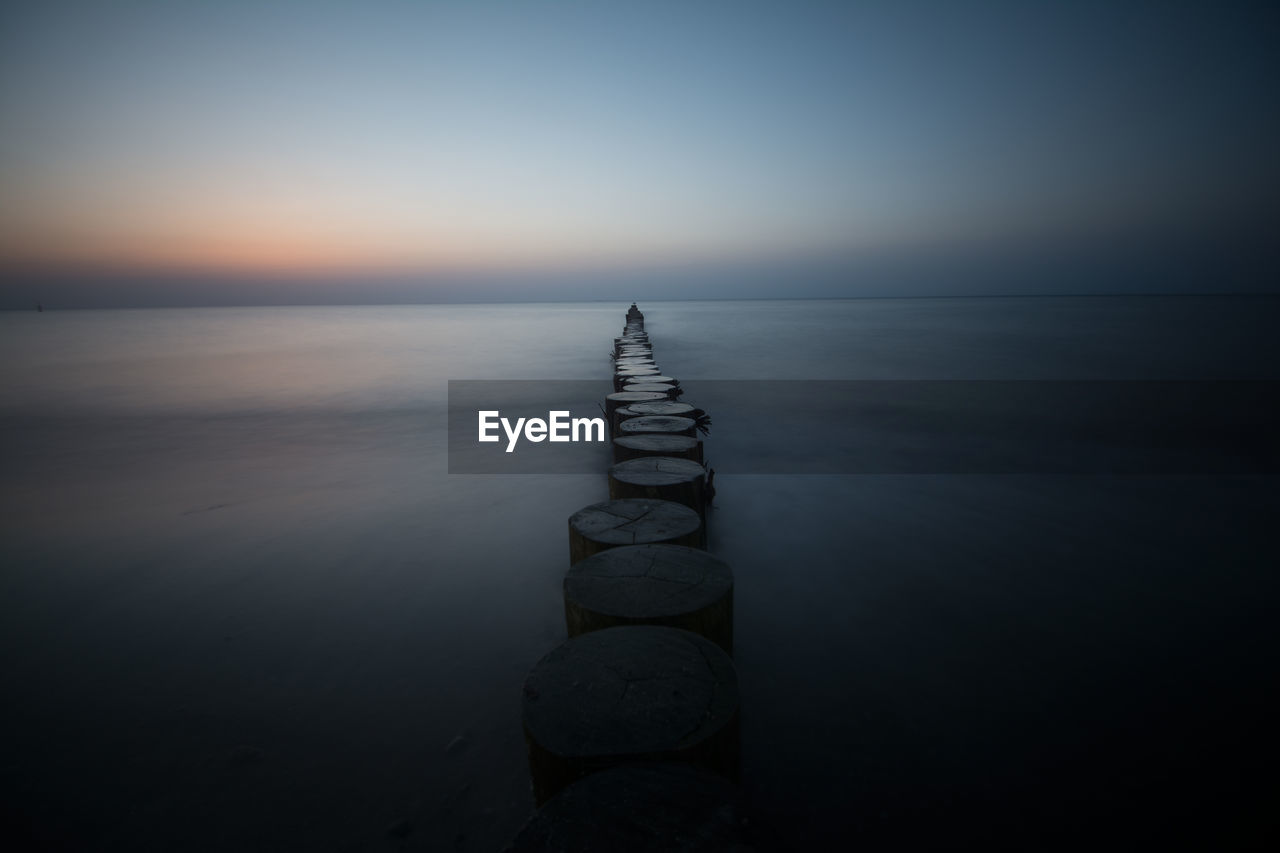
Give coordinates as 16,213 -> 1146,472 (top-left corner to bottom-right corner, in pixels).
621,382 -> 681,398
608,456 -> 707,514
612,433 -> 704,463
618,415 -> 697,438
615,400 -> 696,423
621,374 -> 673,384
563,544 -> 732,652
613,365 -> 658,378
604,390 -> 669,427
612,369 -> 662,391
567,498 -> 702,564
521,626 -> 739,805
619,374 -> 677,391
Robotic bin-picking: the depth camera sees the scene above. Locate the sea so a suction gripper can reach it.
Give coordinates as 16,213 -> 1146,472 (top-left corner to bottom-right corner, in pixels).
1,296 -> 1277,850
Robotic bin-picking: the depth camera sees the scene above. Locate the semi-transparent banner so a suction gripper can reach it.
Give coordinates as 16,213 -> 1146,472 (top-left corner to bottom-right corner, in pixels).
447,380 -> 1278,474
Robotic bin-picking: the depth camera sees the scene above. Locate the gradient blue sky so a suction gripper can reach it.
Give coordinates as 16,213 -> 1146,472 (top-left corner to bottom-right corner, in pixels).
2,1 -> 1277,305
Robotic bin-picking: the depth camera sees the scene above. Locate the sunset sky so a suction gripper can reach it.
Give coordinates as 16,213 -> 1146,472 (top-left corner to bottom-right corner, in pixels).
1,1 -> 1277,306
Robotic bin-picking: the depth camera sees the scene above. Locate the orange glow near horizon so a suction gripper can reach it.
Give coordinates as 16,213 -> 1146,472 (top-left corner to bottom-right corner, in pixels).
0,227 -> 805,278
0,188 -> 872,278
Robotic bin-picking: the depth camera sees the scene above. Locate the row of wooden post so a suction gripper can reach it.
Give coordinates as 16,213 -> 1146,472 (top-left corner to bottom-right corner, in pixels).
507,305 -> 750,850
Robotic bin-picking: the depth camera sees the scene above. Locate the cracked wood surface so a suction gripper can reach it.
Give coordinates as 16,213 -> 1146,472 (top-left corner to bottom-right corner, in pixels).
617,415 -> 697,437
563,544 -> 733,651
567,499 -> 701,564
609,456 -> 706,488
611,433 -> 702,464
621,374 -> 674,385
615,374 -> 676,391
565,544 -> 730,618
619,400 -> 695,419
604,391 -> 669,423
521,626 -> 739,804
617,383 -> 679,397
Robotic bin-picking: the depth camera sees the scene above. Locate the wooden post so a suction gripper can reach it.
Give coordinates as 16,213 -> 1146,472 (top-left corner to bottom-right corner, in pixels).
612,434 -> 704,464
567,498 -> 702,565
618,415 -> 697,438
615,401 -> 700,436
622,374 -> 675,385
619,374 -> 676,391
521,626 -> 739,805
620,400 -> 696,419
613,368 -> 658,382
612,368 -> 661,391
604,390 -> 669,426
608,455 -> 707,516
564,544 -> 732,652
621,383 -> 681,398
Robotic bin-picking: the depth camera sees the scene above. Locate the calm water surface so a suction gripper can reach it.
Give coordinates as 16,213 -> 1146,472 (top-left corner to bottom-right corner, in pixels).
1,297 -> 1276,850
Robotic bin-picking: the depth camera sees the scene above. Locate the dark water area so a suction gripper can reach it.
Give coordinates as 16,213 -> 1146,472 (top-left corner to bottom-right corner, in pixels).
1,297 -> 1277,850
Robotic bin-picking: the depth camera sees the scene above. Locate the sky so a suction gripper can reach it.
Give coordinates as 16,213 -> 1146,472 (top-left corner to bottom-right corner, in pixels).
1,0 -> 1277,307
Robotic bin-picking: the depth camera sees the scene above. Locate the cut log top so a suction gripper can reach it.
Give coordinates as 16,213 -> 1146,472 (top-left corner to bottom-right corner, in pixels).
503,763 -> 746,853
521,626 -> 738,757
621,400 -> 695,418
565,544 -> 730,620
612,434 -> 702,464
568,498 -> 700,547
622,383 -> 679,395
613,434 -> 699,453
622,375 -> 676,385
606,391 -> 670,404
618,415 -> 696,435
610,456 -> 706,487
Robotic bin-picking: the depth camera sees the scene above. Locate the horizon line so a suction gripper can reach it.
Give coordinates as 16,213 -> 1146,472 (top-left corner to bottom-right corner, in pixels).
6,291 -> 1279,313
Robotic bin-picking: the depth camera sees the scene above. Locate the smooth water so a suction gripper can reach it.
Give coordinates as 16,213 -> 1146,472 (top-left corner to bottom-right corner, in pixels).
1,297 -> 1277,850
